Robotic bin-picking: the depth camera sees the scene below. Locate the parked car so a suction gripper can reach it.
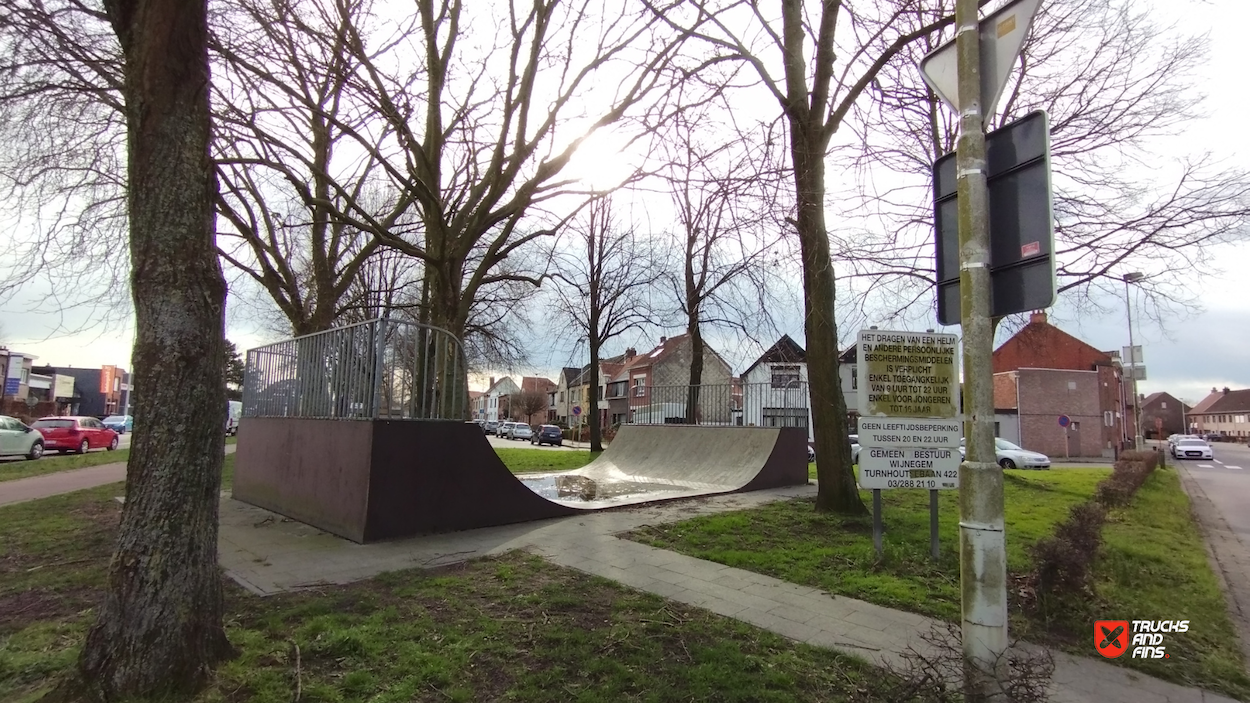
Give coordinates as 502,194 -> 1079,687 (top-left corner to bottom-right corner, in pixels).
225,400 -> 243,436
959,438 -> 1051,469
1171,437 -> 1213,460
807,434 -> 861,463
485,420 -> 499,434
533,425 -> 563,447
511,424 -> 534,441
0,415 -> 45,460
102,414 -> 133,434
31,416 -> 119,454
498,421 -> 517,438
1166,434 -> 1198,451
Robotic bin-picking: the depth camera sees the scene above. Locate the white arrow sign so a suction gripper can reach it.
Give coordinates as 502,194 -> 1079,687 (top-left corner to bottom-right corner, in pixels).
919,0 -> 1043,121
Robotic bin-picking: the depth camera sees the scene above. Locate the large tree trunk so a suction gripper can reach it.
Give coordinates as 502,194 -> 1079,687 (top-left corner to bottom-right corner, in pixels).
79,0 -> 233,697
588,332 -> 603,452
791,129 -> 865,515
686,309 -> 703,424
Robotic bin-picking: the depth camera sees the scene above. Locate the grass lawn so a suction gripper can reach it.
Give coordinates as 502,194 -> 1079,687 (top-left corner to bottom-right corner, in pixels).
0,448 -> 131,484
2,482 -> 895,703
628,467 -> 1250,699
1022,467 -> 1250,697
495,448 -> 599,474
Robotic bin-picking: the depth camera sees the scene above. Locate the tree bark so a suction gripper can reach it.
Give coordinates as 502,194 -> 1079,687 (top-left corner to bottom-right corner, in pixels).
686,308 -> 703,424
790,128 -> 865,515
78,0 -> 233,697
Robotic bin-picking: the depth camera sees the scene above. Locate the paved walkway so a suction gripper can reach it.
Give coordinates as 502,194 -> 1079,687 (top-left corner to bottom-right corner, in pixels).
0,444 -> 237,507
219,485 -> 1237,703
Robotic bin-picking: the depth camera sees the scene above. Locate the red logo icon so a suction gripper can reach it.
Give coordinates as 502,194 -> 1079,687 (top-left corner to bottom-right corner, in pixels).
1095,620 -> 1129,658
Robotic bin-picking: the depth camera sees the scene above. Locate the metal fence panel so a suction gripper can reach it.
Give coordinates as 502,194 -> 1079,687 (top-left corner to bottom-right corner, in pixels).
242,318 -> 468,420
622,382 -> 813,430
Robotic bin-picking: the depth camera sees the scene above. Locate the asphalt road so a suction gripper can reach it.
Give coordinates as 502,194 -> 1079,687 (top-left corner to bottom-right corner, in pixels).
1168,440 -> 1250,546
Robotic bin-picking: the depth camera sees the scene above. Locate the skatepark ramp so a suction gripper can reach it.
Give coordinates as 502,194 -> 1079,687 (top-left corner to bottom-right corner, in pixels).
232,420 -> 808,543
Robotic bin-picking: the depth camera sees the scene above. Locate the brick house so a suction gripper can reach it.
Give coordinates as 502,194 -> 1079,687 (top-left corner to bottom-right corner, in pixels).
1138,391 -> 1190,439
991,312 -> 1128,458
605,335 -> 732,425
1189,388 -> 1250,440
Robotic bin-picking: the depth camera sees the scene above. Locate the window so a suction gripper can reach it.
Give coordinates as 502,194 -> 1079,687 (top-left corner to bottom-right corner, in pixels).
1104,411 -> 1114,427
558,392 -> 564,402
850,365 -> 857,390
633,377 -> 646,397
771,365 -> 800,388
1237,415 -> 1247,424
20,368 -> 29,384
762,407 -> 807,428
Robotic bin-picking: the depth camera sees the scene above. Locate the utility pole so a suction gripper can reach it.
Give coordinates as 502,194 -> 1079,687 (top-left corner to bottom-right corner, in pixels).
954,0 -> 1008,694
1123,272 -> 1144,449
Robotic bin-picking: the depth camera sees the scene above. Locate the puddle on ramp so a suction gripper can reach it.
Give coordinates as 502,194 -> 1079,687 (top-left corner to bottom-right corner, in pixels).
518,473 -> 696,506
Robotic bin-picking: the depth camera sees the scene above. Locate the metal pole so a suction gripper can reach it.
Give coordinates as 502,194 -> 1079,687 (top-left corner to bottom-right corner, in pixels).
930,489 -> 940,560
954,0 -> 1008,694
1123,277 -> 1143,450
872,489 -> 883,557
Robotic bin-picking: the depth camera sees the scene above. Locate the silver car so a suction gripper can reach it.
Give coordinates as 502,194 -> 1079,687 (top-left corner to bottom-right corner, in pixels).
511,424 -> 534,441
0,415 -> 45,460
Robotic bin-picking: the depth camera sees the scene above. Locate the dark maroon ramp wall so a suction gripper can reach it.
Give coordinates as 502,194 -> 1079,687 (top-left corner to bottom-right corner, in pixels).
233,419 -> 809,544
363,420 -> 578,540
232,418 -> 376,543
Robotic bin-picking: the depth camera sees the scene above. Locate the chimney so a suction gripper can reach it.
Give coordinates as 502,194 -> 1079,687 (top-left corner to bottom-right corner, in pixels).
488,376 -> 495,389
625,347 -> 636,360
660,336 -> 667,345
1029,311 -> 1047,324
1224,387 -> 1231,395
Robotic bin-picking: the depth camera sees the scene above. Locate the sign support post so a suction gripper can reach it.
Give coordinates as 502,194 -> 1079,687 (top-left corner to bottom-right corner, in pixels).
954,0 -> 1009,693
931,490 -> 940,560
872,490 -> 883,556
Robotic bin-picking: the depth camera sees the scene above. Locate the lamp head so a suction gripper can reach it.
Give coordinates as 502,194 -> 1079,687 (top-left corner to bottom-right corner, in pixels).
1123,272 -> 1144,283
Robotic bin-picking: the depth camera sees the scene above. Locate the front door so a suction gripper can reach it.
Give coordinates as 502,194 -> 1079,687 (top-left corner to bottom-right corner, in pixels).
1067,421 -> 1082,457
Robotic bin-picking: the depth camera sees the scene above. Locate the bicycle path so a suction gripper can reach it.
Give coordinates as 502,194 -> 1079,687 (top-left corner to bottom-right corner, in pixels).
0,444 -> 237,507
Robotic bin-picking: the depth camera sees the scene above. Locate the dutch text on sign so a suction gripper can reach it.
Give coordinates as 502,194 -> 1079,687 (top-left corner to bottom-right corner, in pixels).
859,446 -> 961,490
856,330 -> 959,418
857,417 -> 961,448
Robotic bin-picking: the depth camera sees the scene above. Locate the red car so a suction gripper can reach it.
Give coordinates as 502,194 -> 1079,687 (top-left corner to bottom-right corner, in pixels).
31,416 -> 119,454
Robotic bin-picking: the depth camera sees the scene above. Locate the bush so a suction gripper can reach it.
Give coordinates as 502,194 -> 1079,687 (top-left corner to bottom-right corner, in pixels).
1027,449 -> 1160,600
1028,502 -> 1108,595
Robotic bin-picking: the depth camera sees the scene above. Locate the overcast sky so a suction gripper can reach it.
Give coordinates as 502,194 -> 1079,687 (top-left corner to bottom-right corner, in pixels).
1,0 -> 1246,404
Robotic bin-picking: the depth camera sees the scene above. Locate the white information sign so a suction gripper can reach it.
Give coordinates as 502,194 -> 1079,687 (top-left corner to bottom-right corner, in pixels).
858,417 -> 962,448
859,446 -> 961,490
856,329 -> 959,418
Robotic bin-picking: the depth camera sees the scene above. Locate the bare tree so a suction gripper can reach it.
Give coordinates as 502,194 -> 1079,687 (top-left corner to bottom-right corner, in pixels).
0,0 -> 129,324
657,103 -> 790,422
76,0 -> 231,697
653,0 -> 963,514
552,196 -> 659,452
309,0 -> 692,348
516,388 -> 550,426
836,0 -> 1250,325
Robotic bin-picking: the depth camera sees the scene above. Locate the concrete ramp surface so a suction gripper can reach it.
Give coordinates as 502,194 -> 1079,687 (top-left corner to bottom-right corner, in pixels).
233,419 -> 807,543
519,425 -> 807,508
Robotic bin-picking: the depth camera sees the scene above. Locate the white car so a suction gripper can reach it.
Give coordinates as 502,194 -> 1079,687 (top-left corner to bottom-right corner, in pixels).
497,421 -> 517,437
807,435 -> 862,463
1167,434 -> 1198,452
1171,438 -> 1213,460
959,438 -> 1051,470
511,424 -> 534,441
0,415 -> 45,460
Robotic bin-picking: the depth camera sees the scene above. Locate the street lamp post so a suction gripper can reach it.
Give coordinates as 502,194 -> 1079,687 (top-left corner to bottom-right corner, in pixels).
1123,272 -> 1145,449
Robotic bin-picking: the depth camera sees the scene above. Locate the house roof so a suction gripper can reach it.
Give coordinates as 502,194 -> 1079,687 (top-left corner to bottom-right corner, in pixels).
1140,391 -> 1189,412
560,367 -> 580,386
991,312 -> 1112,373
1190,388 -> 1226,415
1194,389 -> 1250,415
519,376 -> 556,394
743,335 -> 805,378
839,346 -> 857,364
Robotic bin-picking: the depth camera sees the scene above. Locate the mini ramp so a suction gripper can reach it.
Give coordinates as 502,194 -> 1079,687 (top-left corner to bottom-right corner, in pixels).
232,420 -> 808,543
